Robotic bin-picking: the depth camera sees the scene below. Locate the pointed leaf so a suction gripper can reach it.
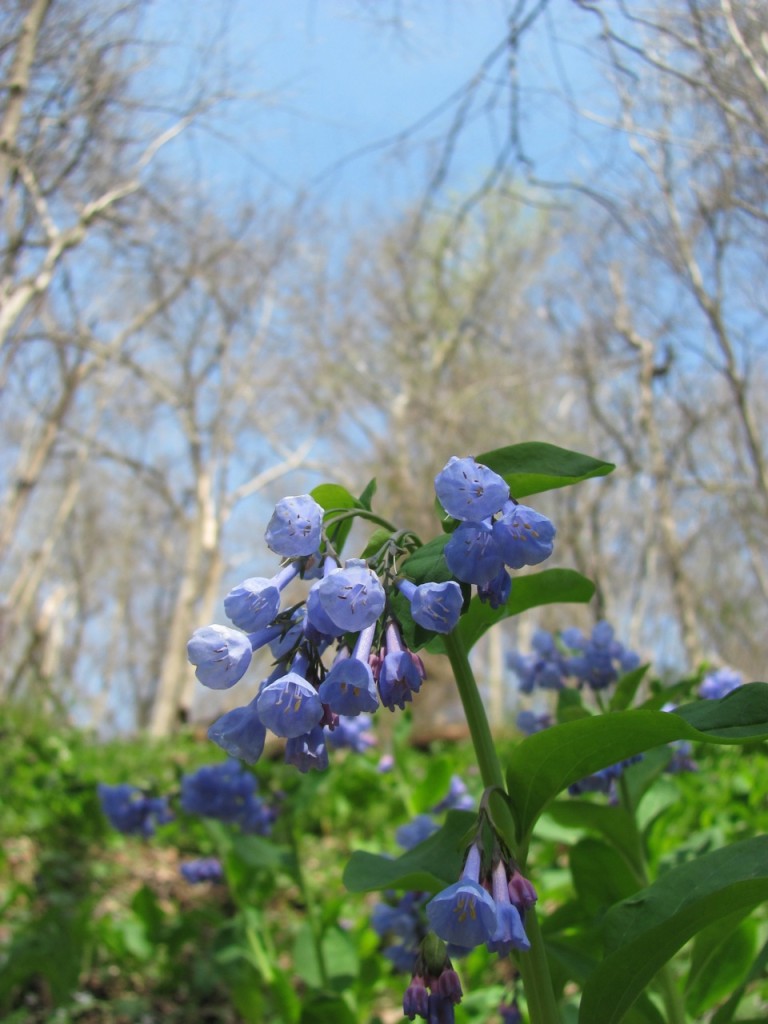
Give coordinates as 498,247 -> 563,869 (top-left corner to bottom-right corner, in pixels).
343,810 -> 475,893
505,686 -> 768,840
476,442 -> 614,498
579,836 -> 768,1024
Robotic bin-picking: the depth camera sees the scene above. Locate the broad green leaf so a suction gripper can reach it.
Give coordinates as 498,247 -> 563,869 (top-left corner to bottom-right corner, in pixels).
428,569 -> 595,655
357,477 -> 377,511
685,913 -> 757,1018
578,836 -> 768,1024
299,993 -> 357,1024
399,534 -> 452,585
557,687 -> 591,723
476,442 -> 615,498
293,922 -> 359,989
569,838 -> 642,916
711,933 -> 768,1024
359,526 -> 392,560
505,686 -> 768,840
343,810 -> 475,893
546,800 -> 644,876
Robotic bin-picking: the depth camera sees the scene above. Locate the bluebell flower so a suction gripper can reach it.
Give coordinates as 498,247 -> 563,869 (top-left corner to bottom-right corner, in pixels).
256,656 -> 323,738
207,697 -> 267,764
568,755 -> 643,797
516,709 -> 553,734
426,844 -> 497,949
269,606 -> 307,660
477,567 -> 511,609
315,558 -> 386,632
180,857 -> 224,884
180,760 -> 259,824
486,860 -> 530,955
444,520 -> 505,585
285,725 -> 329,772
264,494 -> 323,556
326,713 -> 376,752
700,666 -> 743,700
566,621 -> 641,691
509,629 -> 568,692
492,501 -> 555,569
318,625 -> 380,715
373,891 -> 429,973
224,564 -> 300,632
98,784 -> 173,837
187,624 -> 252,690
431,776 -> 474,814
378,621 -> 425,711
397,579 -> 463,633
396,814 -> 439,850
403,975 -> 430,1019
434,456 -> 509,522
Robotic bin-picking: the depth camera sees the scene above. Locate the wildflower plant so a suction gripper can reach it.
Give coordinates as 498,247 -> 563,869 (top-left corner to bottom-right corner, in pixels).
186,442 -> 768,1024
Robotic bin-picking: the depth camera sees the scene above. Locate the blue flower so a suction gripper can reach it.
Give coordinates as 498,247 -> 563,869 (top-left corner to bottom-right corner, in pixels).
476,567 -> 511,609
378,622 -> 425,711
187,624 -> 252,690
318,626 -> 380,715
426,844 -> 497,949
180,760 -> 259,824
434,456 -> 509,522
264,494 -> 323,556
316,558 -> 386,632
396,814 -> 439,850
444,521 -> 505,585
492,501 -> 555,569
431,776 -> 474,814
326,713 -> 376,752
98,784 -> 172,836
257,665 -> 323,738
207,698 -> 267,764
700,666 -> 743,700
224,564 -> 299,632
180,857 -> 224,884
486,860 -> 530,955
285,725 -> 329,772
398,579 -> 463,633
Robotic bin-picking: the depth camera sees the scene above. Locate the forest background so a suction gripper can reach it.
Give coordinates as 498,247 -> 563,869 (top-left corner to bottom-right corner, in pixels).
2,0 -> 766,735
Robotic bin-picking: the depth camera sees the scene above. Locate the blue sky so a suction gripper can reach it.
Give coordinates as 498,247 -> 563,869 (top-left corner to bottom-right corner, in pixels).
145,0 -> 605,210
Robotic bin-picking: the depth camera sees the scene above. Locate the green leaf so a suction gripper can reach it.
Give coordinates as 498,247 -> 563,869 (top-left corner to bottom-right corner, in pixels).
505,685 -> 768,840
578,836 -> 768,1024
711,932 -> 768,1024
293,923 -> 359,989
685,913 -> 757,1018
343,810 -> 475,893
569,838 -> 642,916
299,992 -> 357,1024
546,800 -> 644,876
609,665 -> 651,712
310,483 -> 362,554
476,442 -> 614,498
357,477 -> 377,511
358,526 -> 392,560
399,535 -> 453,585
429,569 -> 595,655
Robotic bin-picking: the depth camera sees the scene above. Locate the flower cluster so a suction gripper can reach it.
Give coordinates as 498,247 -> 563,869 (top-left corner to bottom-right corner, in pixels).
402,934 -> 464,1024
97,784 -> 173,837
426,843 -> 535,957
510,621 -> 640,696
190,462 -> 540,776
180,760 -> 274,835
699,666 -> 743,700
436,457 -> 556,609
180,857 -> 224,884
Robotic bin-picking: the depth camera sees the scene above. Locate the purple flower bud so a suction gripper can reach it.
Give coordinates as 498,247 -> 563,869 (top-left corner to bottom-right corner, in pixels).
492,501 -> 555,569
444,521 -> 505,585
435,456 -> 509,521
403,976 -> 429,1019
187,625 -> 252,690
264,494 -> 323,556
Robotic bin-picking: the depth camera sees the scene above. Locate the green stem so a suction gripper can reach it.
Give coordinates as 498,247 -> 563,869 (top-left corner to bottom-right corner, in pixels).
289,824 -> 329,988
443,630 -> 561,1024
